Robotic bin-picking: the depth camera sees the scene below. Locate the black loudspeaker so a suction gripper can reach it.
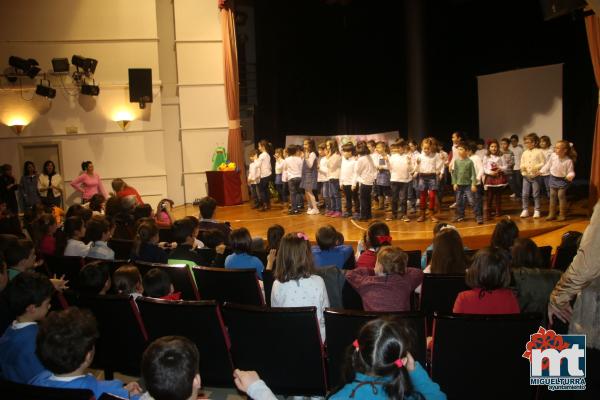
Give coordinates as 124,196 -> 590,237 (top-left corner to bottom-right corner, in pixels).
539,0 -> 586,21
128,68 -> 153,108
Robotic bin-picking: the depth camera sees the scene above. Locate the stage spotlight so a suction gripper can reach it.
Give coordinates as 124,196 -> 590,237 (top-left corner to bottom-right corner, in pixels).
71,55 -> 97,75
8,56 -> 41,79
81,82 -> 100,96
35,79 -> 56,99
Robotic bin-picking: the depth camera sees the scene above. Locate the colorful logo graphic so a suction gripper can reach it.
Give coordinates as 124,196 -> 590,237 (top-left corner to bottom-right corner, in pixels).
523,327 -> 586,391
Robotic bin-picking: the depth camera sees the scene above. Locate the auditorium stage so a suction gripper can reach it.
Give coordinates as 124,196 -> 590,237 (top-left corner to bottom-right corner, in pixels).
172,195 -> 591,252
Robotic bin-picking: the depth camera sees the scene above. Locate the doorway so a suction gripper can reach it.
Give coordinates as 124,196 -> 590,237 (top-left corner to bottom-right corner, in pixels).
19,143 -> 62,178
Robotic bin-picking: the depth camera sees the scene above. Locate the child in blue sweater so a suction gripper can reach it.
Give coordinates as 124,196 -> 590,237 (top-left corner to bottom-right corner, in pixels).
329,318 -> 446,400
0,271 -> 53,383
29,307 -> 142,399
225,228 -> 264,279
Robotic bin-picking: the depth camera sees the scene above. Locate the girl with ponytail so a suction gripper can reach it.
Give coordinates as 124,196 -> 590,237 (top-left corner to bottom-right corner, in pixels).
329,318 -> 446,399
131,221 -> 168,264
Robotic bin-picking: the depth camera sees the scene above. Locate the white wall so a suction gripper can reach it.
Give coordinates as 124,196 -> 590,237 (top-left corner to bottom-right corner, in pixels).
174,0 -> 229,203
477,64 -> 563,143
0,0 -> 229,207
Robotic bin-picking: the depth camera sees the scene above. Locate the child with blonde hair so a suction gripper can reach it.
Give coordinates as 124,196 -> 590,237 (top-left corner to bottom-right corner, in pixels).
540,140 -> 576,221
520,133 -> 546,219
414,137 -> 444,222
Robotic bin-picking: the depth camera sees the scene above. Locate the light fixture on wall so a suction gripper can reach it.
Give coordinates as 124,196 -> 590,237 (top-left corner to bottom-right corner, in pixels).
10,124 -> 25,134
35,79 -> 56,99
114,110 -> 134,131
8,56 -> 41,79
81,80 -> 100,96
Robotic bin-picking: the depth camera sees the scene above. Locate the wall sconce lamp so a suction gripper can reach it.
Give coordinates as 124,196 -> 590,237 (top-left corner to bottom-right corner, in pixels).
10,124 -> 25,134
113,110 -> 134,131
116,120 -> 131,130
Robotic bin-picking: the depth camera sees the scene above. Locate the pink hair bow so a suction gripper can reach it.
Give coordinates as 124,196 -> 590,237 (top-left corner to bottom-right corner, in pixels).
394,359 -> 404,368
297,232 -> 309,241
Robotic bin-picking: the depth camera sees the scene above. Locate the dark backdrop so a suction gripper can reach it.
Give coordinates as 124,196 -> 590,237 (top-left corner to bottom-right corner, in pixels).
249,0 -> 596,177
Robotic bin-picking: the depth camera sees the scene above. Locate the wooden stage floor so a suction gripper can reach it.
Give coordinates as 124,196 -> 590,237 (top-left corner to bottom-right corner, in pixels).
173,195 -> 591,252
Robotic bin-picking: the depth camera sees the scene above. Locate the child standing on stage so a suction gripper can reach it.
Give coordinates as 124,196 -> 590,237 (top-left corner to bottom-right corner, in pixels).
407,139 -> 420,212
414,137 -> 444,222
317,143 -> 330,214
500,138 -> 515,199
483,139 -> 507,219
451,141 -> 478,223
540,140 -> 576,221
326,140 -> 342,218
257,140 -> 272,211
510,134 -> 524,199
374,141 -> 391,211
355,141 -> 378,221
247,150 -> 261,209
387,140 -> 413,222
285,145 -> 304,215
475,139 -> 487,160
467,141 -> 485,224
301,139 -> 319,215
435,139 -> 449,211
520,133 -> 546,219
340,143 -> 359,218
274,148 -> 287,204
539,135 -> 553,199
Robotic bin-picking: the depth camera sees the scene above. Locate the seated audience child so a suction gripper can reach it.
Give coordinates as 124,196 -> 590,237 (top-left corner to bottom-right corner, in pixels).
266,224 -> 285,252
77,262 -> 111,295
197,196 -> 232,244
0,272 -> 53,383
329,318 -> 446,399
30,307 -> 142,399
198,228 -> 228,268
87,194 -> 105,216
270,232 -> 329,340
86,216 -> 115,260
133,204 -> 153,223
143,268 -> 181,300
155,198 -> 175,228
131,221 -> 168,264
113,265 -> 143,298
346,246 -> 423,312
0,253 -> 6,294
32,214 -> 58,256
183,216 -> 205,249
168,219 -> 203,267
225,228 -> 264,279
356,221 -> 392,269
62,216 -> 91,257
420,222 -> 449,268
311,225 -> 354,269
426,227 -> 468,274
453,247 -> 520,314
490,217 -> 519,252
510,238 -> 562,320
5,240 -> 36,280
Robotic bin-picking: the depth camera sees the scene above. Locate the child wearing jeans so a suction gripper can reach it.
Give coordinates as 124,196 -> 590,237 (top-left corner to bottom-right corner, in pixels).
467,141 -> 485,224
340,142 -> 359,218
483,139 -> 507,219
317,143 -> 330,214
326,140 -> 342,218
387,140 -> 413,222
451,141 -> 478,223
248,149 -> 261,209
414,137 -> 444,222
500,138 -> 515,198
407,140 -> 420,212
510,134 -> 524,198
539,135 -> 553,199
373,141 -> 391,211
284,145 -> 304,215
520,133 -> 546,219
257,140 -> 273,211
273,148 -> 287,204
541,140 -> 576,221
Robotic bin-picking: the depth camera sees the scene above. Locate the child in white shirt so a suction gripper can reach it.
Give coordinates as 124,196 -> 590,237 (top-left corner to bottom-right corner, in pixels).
340,143 -> 359,218
520,133 -> 546,219
540,140 -> 576,221
317,143 -> 330,214
510,134 -> 524,198
539,135 -> 553,200
355,141 -> 378,221
326,140 -> 343,217
467,141 -> 484,224
274,148 -> 287,204
247,150 -> 261,209
482,139 -> 507,219
414,138 -> 444,222
387,140 -> 413,222
373,142 -> 391,211
284,145 -> 304,215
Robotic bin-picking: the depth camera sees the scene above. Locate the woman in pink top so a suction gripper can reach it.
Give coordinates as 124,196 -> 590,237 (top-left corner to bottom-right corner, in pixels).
453,247 -> 520,314
70,161 -> 108,203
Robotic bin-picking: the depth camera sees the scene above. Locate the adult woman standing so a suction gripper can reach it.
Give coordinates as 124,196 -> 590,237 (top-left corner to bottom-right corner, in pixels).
19,161 -> 41,211
70,161 -> 108,204
38,160 -> 64,209
0,164 -> 19,214
111,178 -> 144,205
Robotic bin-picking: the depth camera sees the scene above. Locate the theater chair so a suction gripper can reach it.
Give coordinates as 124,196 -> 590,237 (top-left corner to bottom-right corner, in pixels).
44,255 -> 84,284
137,298 -> 233,387
324,309 -> 427,389
158,227 -> 175,243
107,238 -> 135,260
76,294 -> 148,379
404,249 -> 422,269
262,270 -> 274,306
193,267 -> 264,306
419,273 -> 469,335
538,245 -> 553,268
552,246 -> 578,271
431,313 -> 542,400
223,303 -> 327,396
0,379 -> 94,400
84,258 -> 131,277
134,261 -> 200,300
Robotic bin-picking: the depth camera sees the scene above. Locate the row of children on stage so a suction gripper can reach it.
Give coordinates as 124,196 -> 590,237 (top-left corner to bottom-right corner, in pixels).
248,131 -> 577,222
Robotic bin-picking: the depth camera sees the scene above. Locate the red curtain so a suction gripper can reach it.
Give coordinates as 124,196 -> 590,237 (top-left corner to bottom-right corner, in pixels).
219,0 -> 248,201
585,15 -> 600,211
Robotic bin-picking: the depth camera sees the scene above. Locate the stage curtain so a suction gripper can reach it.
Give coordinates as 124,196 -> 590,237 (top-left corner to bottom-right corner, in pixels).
585,14 -> 600,210
219,0 -> 248,201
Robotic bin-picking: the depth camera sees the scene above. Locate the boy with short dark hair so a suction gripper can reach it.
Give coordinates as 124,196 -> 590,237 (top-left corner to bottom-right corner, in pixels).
30,307 -> 142,399
143,268 -> 180,300
5,240 -> 36,281
77,262 -> 111,295
311,225 -> 354,269
451,141 -> 478,223
167,219 -> 202,267
0,271 -> 53,383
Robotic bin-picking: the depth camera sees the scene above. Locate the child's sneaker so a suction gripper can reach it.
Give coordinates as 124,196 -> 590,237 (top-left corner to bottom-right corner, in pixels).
520,209 -> 529,218
449,202 -> 457,209
401,215 -> 411,222
477,217 -> 484,224
453,216 -> 464,222
342,212 -> 351,218
533,210 -> 541,219
385,214 -> 397,221
331,211 -> 342,218
325,210 -> 334,217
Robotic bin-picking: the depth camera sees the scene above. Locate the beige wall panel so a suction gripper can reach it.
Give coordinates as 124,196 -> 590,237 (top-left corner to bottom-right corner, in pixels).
178,86 -> 227,129
174,0 -> 221,41
181,128 -> 228,174
176,42 -> 224,84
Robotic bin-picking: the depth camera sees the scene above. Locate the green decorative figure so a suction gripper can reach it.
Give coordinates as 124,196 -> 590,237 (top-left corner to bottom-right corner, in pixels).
211,146 -> 228,171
